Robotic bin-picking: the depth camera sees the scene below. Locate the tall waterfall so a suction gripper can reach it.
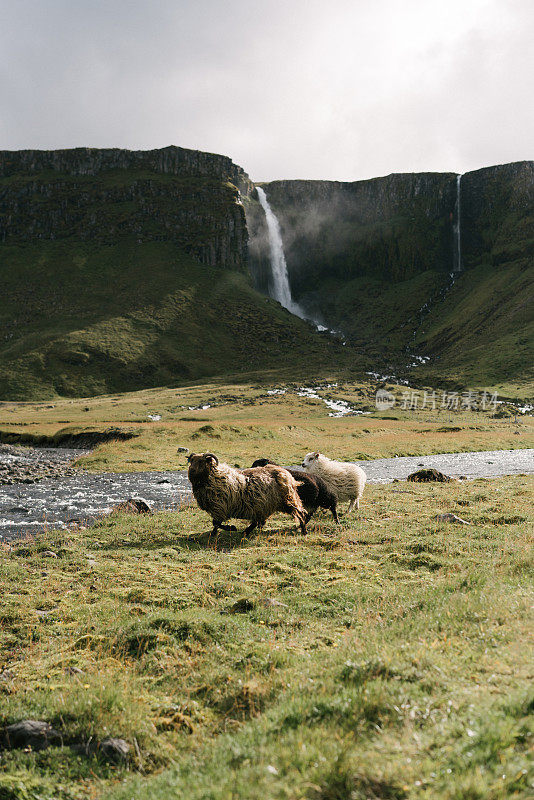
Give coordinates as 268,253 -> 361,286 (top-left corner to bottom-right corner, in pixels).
453,174 -> 462,272
256,186 -> 307,319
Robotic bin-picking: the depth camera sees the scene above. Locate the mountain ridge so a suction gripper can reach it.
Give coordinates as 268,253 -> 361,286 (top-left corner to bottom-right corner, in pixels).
0,146 -> 532,399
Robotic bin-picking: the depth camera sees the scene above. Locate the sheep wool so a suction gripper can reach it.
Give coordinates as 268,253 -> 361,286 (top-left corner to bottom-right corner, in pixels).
301,452 -> 366,512
187,452 -> 307,535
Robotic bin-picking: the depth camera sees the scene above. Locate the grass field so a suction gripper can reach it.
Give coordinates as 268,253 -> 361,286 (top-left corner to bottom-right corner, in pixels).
0,475 -> 532,799
0,378 -> 532,474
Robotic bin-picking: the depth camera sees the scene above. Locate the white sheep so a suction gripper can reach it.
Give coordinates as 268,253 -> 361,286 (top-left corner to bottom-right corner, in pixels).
301,452 -> 366,512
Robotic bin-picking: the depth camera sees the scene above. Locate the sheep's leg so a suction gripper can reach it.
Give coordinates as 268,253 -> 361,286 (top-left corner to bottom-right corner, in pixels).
347,499 -> 355,513
242,520 -> 259,535
292,508 -> 307,535
305,506 -> 317,523
331,504 -> 339,524
211,520 -> 237,534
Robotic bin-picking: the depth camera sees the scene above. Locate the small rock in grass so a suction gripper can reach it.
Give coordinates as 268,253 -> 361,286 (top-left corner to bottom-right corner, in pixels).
3,720 -> 60,751
111,498 -> 151,514
40,550 -> 58,558
99,737 -> 130,763
223,598 -> 255,614
434,513 -> 470,524
64,665 -> 84,675
177,446 -> 189,453
407,469 -> 454,483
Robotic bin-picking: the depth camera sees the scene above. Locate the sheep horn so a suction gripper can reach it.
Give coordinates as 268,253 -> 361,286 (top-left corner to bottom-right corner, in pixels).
204,452 -> 219,465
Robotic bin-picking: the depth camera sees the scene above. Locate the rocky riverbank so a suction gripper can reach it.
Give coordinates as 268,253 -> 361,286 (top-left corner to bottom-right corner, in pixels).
0,443 -> 85,485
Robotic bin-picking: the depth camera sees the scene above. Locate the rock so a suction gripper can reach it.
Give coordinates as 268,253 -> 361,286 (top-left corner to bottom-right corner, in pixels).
434,513 -> 470,524
223,598 -> 255,614
177,446 -> 189,453
64,665 -> 84,675
111,498 -> 151,514
407,468 -> 454,483
40,550 -> 58,558
98,737 -> 130,763
3,720 -> 60,750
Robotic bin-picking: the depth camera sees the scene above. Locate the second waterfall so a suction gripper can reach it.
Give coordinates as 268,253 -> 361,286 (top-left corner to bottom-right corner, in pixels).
256,186 -> 307,319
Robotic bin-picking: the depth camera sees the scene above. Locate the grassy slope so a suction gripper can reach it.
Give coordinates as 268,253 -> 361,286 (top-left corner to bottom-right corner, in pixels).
255,167 -> 534,397
0,477 -> 532,799
416,260 -> 534,398
0,241 -> 357,400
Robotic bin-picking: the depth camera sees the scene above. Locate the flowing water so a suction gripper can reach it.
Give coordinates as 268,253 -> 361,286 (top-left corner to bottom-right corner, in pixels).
454,174 -> 462,272
256,186 -> 307,319
1,447 -> 532,542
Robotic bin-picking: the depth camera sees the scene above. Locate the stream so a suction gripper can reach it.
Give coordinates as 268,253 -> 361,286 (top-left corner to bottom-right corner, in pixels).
0,446 -> 532,542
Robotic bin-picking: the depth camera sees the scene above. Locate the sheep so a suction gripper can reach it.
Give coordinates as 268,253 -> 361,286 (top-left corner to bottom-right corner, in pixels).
301,452 -> 366,512
251,458 -> 339,523
187,452 -> 308,535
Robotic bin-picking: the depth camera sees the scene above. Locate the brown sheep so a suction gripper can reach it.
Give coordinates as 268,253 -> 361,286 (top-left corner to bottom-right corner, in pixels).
187,452 -> 308,535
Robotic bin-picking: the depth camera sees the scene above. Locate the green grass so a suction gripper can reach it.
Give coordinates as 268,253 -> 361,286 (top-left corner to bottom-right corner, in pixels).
415,259 -> 534,395
0,477 -> 532,799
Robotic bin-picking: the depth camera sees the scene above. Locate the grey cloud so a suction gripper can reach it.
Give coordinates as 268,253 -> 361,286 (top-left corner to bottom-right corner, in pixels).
0,0 -> 532,180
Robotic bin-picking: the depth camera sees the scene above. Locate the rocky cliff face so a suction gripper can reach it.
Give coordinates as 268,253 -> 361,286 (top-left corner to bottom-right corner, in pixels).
247,163 -> 533,386
461,161 -> 534,269
250,163 -> 533,300
0,145 -> 254,194
0,146 -> 253,270
250,172 -> 457,297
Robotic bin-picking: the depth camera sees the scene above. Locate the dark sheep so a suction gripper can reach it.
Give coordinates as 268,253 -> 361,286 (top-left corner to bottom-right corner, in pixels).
251,458 -> 339,523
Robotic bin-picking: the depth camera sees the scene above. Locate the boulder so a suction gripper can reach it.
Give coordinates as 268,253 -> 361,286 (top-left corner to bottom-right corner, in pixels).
99,737 -> 130,763
3,720 -> 60,750
407,468 -> 454,483
111,498 -> 151,514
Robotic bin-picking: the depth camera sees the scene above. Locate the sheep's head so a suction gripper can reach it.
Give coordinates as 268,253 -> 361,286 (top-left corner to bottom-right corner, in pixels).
251,458 -> 276,468
301,451 -> 320,469
187,452 -> 219,484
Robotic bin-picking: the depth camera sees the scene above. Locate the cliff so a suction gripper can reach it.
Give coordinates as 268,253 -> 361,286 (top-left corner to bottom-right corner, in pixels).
461,161 -> 534,269
250,172 -> 456,292
0,146 -> 253,269
248,162 -> 533,390
0,146 -> 353,399
1,147 -> 532,399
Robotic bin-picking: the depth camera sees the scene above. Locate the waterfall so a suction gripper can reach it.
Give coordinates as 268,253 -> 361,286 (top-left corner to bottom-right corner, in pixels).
453,174 -> 462,272
256,186 -> 307,319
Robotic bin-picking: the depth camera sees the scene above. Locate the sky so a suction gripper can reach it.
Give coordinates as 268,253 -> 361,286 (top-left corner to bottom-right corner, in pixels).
1,0 -> 532,181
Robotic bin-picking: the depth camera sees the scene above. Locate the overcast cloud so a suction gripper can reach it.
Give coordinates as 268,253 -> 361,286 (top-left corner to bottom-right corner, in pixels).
0,0 -> 532,181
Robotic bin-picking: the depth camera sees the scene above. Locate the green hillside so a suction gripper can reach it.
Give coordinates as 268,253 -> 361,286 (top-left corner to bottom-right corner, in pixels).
0,239 -> 355,399
1,149 -> 532,400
